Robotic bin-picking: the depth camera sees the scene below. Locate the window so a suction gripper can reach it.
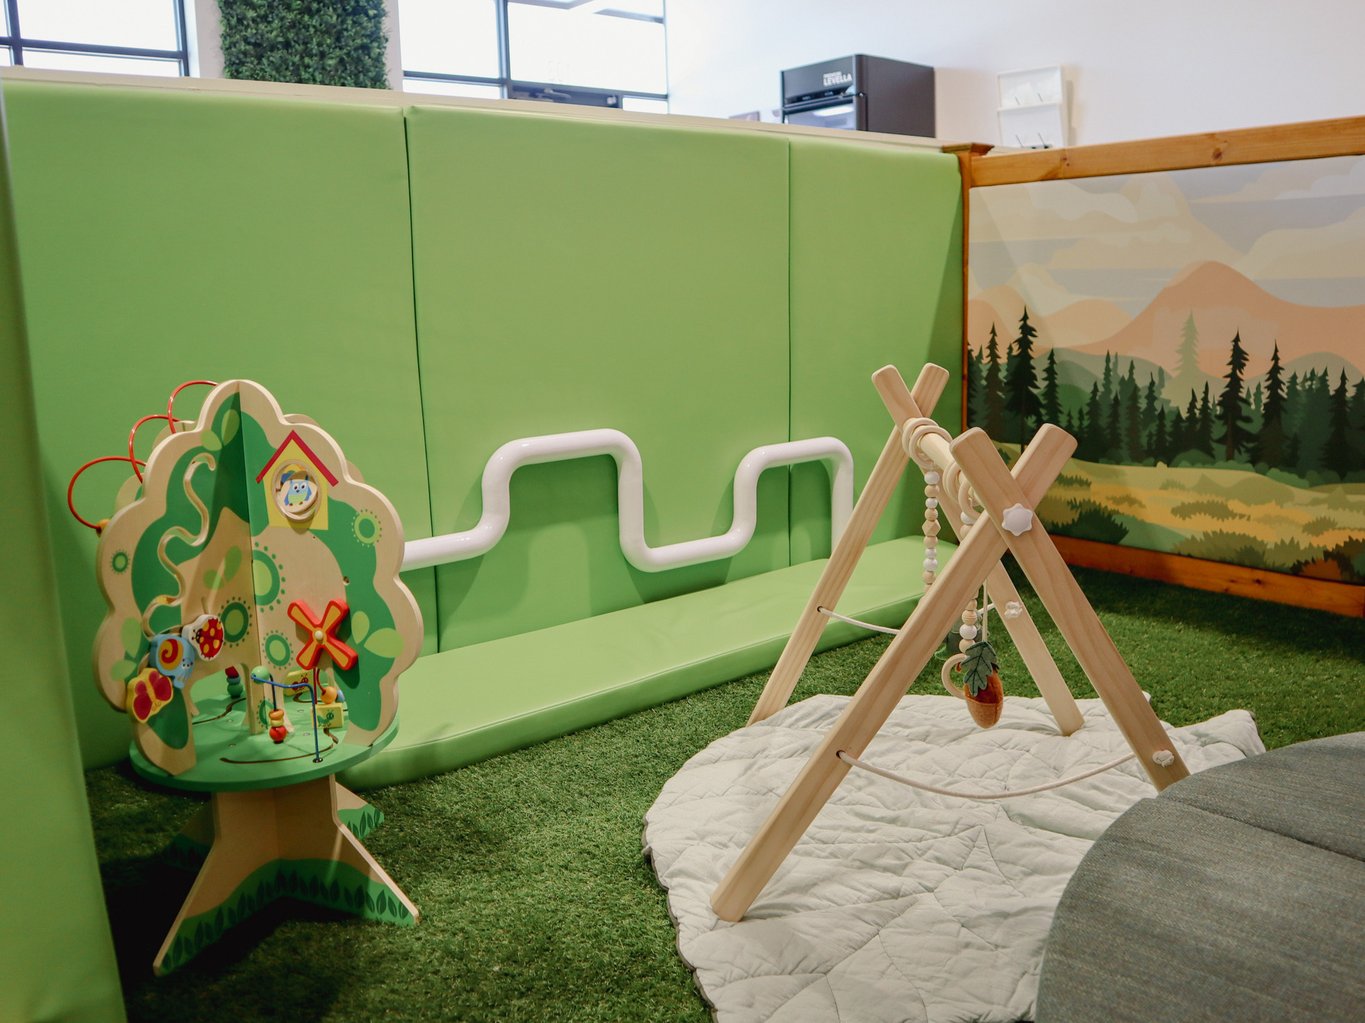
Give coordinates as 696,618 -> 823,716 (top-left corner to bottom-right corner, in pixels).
0,0 -> 188,77
400,0 -> 667,110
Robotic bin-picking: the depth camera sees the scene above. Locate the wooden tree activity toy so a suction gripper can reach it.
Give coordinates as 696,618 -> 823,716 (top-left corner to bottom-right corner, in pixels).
711,363 -> 1191,923
72,380 -> 422,974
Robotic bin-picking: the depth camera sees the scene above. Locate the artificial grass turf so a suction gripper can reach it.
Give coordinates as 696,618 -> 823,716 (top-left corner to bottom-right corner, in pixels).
86,566 -> 1365,1023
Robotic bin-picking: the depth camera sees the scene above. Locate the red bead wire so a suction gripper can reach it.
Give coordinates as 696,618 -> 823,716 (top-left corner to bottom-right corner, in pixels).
127,414 -> 172,482
67,455 -> 144,534
66,379 -> 219,533
166,380 -> 218,433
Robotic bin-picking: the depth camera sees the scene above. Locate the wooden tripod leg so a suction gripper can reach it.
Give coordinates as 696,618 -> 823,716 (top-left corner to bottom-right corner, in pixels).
748,426 -> 908,724
982,563 -> 1085,735
748,363 -> 950,725
952,427 -> 1189,790
712,431 -> 1075,922
934,476 -> 1084,735
714,518 -> 1007,921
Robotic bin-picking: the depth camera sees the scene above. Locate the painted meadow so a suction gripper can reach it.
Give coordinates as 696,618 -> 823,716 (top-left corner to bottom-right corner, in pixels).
968,157 -> 1365,583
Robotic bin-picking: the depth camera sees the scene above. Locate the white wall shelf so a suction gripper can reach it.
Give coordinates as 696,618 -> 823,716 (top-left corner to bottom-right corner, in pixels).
997,65 -> 1068,149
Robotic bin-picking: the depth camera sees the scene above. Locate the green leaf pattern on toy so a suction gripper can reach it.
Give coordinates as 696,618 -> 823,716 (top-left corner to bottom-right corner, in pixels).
112,658 -> 137,683
222,545 -> 241,582
363,627 -> 402,658
350,610 -> 370,644
200,430 -> 222,453
121,617 -> 143,658
220,407 -> 239,445
204,545 -> 243,591
960,640 -> 999,698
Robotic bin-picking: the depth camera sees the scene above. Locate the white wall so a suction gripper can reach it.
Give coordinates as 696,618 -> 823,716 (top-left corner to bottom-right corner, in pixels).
665,0 -> 1365,145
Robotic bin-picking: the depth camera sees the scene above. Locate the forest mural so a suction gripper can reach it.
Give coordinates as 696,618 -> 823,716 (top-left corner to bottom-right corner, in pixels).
968,155 -> 1365,584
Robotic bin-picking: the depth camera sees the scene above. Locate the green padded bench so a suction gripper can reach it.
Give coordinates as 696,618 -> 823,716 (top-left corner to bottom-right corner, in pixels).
345,535 -> 948,788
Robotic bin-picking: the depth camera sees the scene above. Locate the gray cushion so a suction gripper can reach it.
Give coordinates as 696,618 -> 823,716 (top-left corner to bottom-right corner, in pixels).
1036,733 -> 1365,1023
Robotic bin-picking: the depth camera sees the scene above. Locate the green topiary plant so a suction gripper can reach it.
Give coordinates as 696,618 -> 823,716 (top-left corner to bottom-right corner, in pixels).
219,0 -> 389,90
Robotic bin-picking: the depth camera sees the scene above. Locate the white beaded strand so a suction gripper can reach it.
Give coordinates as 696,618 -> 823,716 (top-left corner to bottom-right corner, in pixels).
923,470 -> 941,585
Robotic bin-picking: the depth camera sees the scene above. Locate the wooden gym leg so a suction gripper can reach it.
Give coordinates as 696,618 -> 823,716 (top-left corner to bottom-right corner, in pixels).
933,467 -> 1085,735
874,363 -> 1084,735
748,426 -> 908,724
951,427 -> 1189,790
748,363 -> 949,725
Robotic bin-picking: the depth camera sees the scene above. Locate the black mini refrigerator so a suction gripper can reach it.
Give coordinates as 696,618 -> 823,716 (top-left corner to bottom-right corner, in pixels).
781,55 -> 935,137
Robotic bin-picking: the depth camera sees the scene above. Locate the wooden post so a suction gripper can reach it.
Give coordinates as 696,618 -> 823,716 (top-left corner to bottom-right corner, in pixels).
941,141 -> 993,429
712,429 -> 1076,922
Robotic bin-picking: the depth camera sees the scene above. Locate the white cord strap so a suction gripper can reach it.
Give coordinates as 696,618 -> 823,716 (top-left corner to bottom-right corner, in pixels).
836,748 -> 1137,800
818,606 -> 901,637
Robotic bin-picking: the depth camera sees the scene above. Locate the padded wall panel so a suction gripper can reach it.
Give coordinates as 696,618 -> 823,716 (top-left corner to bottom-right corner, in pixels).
788,139 -> 963,562
4,82 -> 435,767
0,91 -> 125,1023
406,107 -> 791,650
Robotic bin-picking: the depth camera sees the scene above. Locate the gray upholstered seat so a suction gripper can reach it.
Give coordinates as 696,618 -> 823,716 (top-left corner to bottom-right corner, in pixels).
1036,731 -> 1365,1022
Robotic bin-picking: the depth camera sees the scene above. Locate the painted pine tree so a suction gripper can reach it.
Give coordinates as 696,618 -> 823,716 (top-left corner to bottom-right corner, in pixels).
1041,348 -> 1062,427
1251,343 -> 1287,468
1216,331 -> 1252,461
1169,311 -> 1202,403
982,323 -> 1007,439
1003,308 -> 1042,445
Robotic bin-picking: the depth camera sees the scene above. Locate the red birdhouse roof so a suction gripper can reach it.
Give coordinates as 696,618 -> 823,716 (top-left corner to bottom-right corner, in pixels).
255,430 -> 340,486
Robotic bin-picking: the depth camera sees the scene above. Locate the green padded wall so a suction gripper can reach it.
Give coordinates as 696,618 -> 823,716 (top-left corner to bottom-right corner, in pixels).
4,81 -> 436,768
0,88 -> 125,1023
788,138 -> 964,562
406,107 -> 792,650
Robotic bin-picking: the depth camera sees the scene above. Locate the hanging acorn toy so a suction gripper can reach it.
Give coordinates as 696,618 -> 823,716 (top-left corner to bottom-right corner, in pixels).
957,630 -> 1003,728
940,587 -> 1004,728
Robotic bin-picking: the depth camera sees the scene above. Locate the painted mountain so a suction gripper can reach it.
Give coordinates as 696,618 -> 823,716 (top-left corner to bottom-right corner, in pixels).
967,155 -> 1365,583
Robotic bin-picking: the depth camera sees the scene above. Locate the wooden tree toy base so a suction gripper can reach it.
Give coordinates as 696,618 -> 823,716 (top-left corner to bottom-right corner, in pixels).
164,782 -> 384,871
153,775 -> 418,975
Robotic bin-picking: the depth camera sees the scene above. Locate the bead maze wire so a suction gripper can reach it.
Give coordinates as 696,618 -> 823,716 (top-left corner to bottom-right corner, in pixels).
67,380 -> 219,534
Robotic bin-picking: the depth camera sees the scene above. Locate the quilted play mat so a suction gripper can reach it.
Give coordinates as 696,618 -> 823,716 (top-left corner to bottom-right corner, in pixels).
644,694 -> 1264,1023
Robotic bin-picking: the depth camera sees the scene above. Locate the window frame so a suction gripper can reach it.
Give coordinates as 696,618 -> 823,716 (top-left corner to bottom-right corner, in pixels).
401,0 -> 667,108
0,0 -> 190,76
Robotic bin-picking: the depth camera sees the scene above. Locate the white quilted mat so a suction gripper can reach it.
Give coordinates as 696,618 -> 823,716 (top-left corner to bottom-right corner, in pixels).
644,694 -> 1264,1023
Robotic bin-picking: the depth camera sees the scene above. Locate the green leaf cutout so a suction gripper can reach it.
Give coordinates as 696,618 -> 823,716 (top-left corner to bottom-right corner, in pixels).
200,431 -> 222,453
112,658 -> 137,683
363,627 -> 403,658
121,618 -> 143,658
220,408 -> 240,445
222,545 -> 242,583
960,640 -> 999,698
350,611 -> 370,644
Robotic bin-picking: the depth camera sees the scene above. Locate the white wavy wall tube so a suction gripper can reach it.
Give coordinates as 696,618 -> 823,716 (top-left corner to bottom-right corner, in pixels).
402,428 -> 854,573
